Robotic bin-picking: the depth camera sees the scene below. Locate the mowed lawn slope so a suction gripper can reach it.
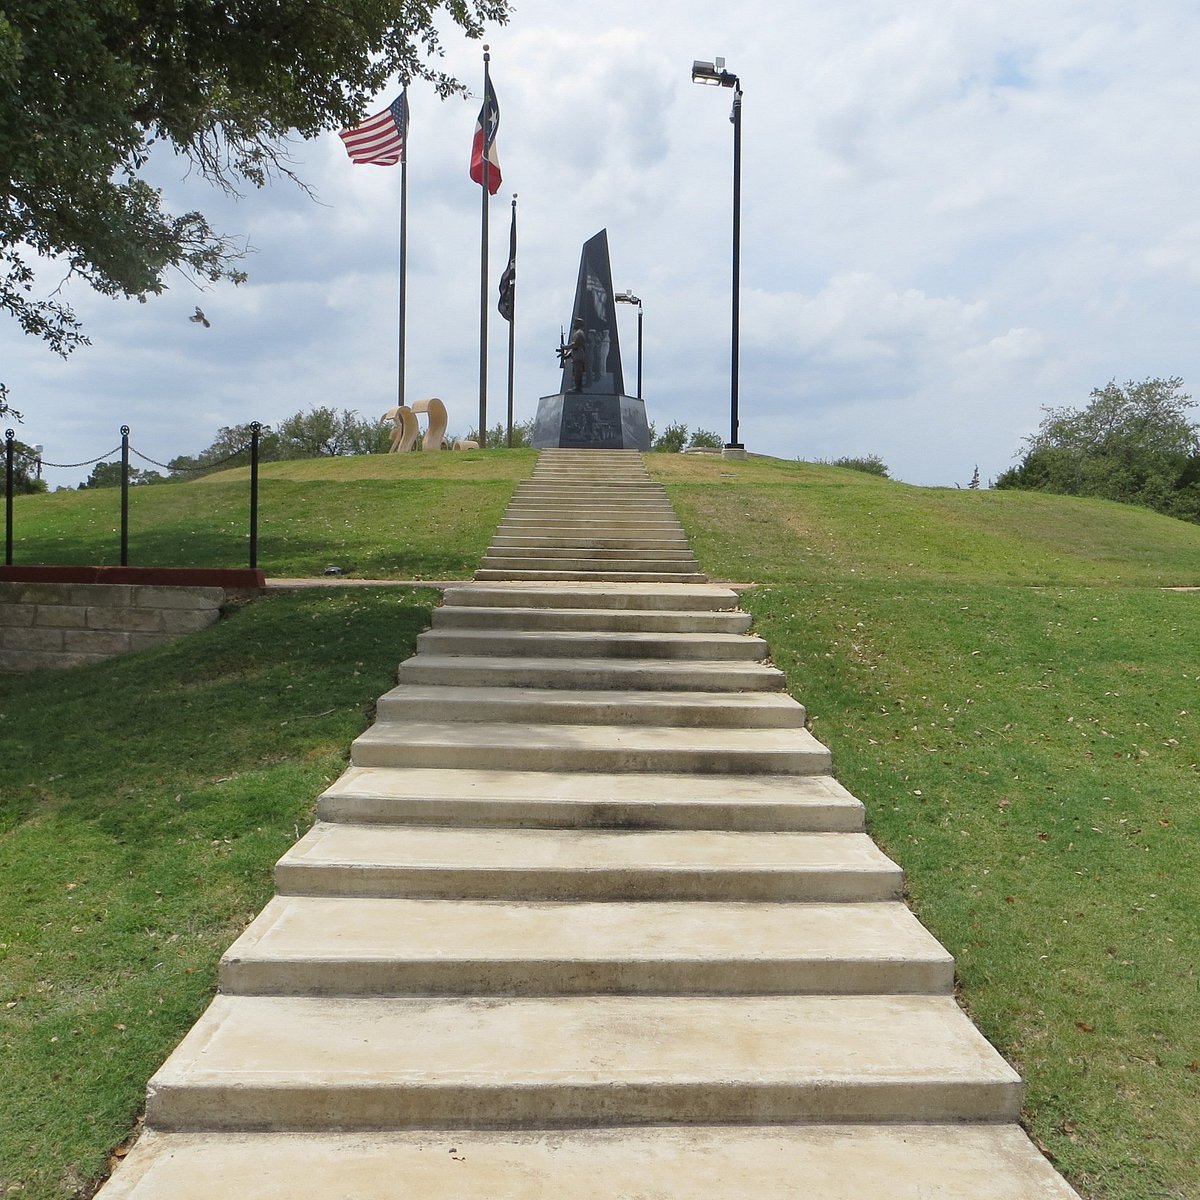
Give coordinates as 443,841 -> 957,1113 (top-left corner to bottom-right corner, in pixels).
2,449 -> 1197,1199
650,454 -> 1200,1200
7,449 -> 538,578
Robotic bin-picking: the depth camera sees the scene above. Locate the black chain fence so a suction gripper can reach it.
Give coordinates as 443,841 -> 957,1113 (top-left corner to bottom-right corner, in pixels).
4,424 -> 263,570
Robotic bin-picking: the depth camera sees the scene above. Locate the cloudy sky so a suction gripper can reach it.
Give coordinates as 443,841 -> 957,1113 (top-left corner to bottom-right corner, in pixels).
7,0 -> 1200,489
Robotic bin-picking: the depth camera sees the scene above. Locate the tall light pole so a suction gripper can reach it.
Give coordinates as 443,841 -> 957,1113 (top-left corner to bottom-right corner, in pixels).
692,57 -> 743,452
615,290 -> 643,399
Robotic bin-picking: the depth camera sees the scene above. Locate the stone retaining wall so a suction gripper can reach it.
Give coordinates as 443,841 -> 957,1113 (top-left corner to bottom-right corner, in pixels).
0,582 -> 227,672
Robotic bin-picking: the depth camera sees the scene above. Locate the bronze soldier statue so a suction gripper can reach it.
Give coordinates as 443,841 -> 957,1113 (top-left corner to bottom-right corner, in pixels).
556,317 -> 587,392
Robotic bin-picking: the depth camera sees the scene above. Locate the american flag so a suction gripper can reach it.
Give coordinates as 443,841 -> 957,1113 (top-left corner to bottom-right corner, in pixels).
338,93 -> 409,166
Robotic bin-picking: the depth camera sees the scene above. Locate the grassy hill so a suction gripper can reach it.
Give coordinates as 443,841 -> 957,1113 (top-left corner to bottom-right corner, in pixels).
11,450 -> 537,578
2,451 -> 1197,1199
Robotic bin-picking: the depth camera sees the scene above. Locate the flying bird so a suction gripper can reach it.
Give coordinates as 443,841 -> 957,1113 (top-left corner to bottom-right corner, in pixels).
189,307 -> 211,328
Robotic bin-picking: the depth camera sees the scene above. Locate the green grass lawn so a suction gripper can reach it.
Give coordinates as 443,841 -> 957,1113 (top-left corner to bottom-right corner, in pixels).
10,449 -> 537,578
648,455 -> 1200,1200
3,450 -> 1198,1199
1,587 -> 438,1197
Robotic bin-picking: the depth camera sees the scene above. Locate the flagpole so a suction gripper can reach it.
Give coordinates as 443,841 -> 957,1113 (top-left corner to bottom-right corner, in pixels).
477,46 -> 492,448
506,193 -> 517,448
397,89 -> 409,409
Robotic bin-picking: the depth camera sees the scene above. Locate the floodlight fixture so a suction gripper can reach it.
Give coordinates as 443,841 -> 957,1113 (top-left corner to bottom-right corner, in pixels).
615,291 -> 644,400
691,56 -> 744,450
692,58 -> 738,88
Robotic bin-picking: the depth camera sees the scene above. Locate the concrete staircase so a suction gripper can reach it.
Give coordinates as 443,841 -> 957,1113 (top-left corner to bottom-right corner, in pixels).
99,449 -> 1080,1198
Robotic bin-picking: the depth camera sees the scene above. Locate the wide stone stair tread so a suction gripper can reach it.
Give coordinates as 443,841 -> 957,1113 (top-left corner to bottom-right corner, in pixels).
373,685 -> 806,727
474,568 -> 712,583
318,767 -> 866,832
429,605 -> 754,632
484,543 -> 697,559
440,582 -> 741,609
96,1125 -> 1085,1200
497,513 -> 684,526
397,653 -> 786,691
220,895 -> 954,996
490,534 -> 691,549
274,823 -> 901,901
146,992 -> 1022,1130
504,493 -> 674,504
479,551 -> 697,565
475,566 -> 707,584
499,508 -> 680,520
350,720 -> 832,775
506,499 -> 673,511
414,628 -> 766,659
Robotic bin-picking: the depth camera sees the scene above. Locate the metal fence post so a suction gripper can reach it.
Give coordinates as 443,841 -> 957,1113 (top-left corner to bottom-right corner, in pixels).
249,422 -> 261,569
4,429 -> 14,566
120,425 -> 130,567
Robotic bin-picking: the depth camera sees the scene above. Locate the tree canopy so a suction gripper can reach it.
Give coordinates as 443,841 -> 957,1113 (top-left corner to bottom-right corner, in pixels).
994,377 -> 1200,521
650,422 -> 724,453
0,0 -> 509,416
167,407 -> 389,476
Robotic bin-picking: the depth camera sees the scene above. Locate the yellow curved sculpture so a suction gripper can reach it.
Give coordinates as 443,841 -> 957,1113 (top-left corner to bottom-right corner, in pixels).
411,397 -> 448,452
381,405 -> 420,453
453,439 -> 480,450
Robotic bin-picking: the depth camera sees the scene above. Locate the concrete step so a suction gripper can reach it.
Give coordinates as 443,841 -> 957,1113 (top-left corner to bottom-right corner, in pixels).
440,583 -> 741,611
274,824 -> 896,901
476,557 -> 701,574
489,534 -> 690,549
220,896 -> 955,997
518,473 -> 661,482
500,505 -> 678,517
519,491 -> 663,498
512,488 -> 667,500
97,1125 -> 1084,1200
144,993 -> 1022,1130
534,460 -> 648,467
397,654 -> 785,691
317,767 -> 865,832
526,481 -> 659,488
413,629 -> 765,660
482,546 -> 698,562
498,514 -> 683,528
474,569 -> 711,583
532,463 -> 649,471
503,506 -> 674,517
430,605 -> 753,633
350,721 -> 832,775
535,456 -> 647,466
530,460 -> 652,468
505,497 -> 672,508
373,685 -> 806,728
497,526 -> 686,539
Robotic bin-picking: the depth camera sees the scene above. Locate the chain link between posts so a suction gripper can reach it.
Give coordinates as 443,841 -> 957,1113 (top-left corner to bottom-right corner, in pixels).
4,424 -> 264,570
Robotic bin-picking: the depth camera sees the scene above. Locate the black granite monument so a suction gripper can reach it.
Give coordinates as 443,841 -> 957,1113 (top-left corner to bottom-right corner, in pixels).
532,229 -> 651,450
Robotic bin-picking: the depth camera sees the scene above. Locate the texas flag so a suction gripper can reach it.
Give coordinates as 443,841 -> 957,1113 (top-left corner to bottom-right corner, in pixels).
470,76 -> 502,194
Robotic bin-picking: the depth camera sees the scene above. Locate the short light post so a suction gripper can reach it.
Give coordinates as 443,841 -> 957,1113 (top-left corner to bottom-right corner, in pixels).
615,290 -> 643,399
692,56 -> 743,451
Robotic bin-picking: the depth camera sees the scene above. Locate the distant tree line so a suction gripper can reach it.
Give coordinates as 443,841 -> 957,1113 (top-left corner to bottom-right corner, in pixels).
79,406 -> 391,487
995,377 -> 1200,522
825,454 -> 890,478
6,438 -> 47,493
648,422 -> 723,452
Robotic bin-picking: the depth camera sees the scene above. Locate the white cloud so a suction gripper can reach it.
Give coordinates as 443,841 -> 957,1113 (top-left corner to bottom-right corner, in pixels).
7,0 -> 1200,493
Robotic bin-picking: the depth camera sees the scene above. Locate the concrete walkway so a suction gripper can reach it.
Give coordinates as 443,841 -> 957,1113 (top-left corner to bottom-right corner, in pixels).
99,449 -> 1081,1198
